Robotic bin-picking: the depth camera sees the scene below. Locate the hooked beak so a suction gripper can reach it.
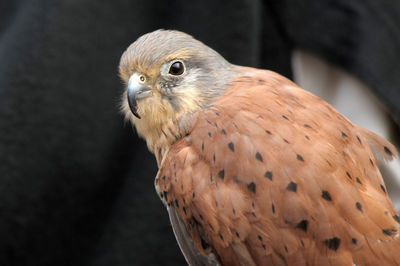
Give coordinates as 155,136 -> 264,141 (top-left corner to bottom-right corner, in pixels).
127,75 -> 152,119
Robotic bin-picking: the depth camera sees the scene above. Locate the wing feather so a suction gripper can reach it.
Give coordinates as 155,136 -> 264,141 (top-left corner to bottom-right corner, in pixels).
167,206 -> 220,266
155,68 -> 400,265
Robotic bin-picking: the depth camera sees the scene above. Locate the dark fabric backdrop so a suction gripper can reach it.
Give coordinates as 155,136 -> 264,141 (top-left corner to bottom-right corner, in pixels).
0,1 -> 399,265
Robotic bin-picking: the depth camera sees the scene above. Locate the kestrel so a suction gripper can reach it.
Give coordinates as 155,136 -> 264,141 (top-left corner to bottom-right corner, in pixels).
119,30 -> 400,265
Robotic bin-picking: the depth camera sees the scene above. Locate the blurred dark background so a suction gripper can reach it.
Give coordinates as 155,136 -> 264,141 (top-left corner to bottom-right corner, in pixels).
0,1 -> 399,265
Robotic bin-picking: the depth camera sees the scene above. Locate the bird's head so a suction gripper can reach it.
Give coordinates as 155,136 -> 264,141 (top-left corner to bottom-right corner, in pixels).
119,30 -> 238,159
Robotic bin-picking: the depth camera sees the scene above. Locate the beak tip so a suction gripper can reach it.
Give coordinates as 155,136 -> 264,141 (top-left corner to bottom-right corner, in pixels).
127,96 -> 141,119
127,91 -> 141,119
133,111 -> 141,119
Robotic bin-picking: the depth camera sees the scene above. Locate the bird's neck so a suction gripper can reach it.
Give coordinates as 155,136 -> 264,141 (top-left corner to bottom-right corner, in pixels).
134,110 -> 196,167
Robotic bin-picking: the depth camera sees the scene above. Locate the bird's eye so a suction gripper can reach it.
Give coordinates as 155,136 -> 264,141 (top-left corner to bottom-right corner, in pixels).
139,75 -> 146,82
169,61 -> 184,75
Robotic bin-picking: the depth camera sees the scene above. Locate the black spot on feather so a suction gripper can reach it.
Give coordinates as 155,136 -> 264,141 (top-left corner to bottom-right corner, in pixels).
380,184 -> 386,193
221,129 -> 226,135
296,154 -> 304,162
264,171 -> 273,180
208,223 -> 214,231
369,158 -> 374,166
200,237 -> 210,250
341,131 -> 348,138
384,146 -> 393,156
247,182 -> 256,193
382,228 -> 396,236
356,202 -> 362,212
322,190 -> 332,201
324,237 -> 341,251
218,169 -> 225,180
228,142 -> 234,152
255,152 -> 263,162
296,220 -> 309,232
346,171 -> 352,180
352,238 -> 357,245
393,215 -> 400,224
286,182 -> 297,192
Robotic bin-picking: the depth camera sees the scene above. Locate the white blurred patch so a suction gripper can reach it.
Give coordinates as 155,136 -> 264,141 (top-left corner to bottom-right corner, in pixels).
292,49 -> 400,211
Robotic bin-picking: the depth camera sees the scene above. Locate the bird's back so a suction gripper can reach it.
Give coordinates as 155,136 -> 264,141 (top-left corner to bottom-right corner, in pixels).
156,68 -> 400,265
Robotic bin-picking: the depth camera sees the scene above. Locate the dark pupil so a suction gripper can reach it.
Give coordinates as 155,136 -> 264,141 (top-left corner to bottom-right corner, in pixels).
169,61 -> 184,75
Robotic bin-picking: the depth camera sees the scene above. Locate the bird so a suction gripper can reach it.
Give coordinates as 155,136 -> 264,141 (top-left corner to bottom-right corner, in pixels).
119,29 -> 400,265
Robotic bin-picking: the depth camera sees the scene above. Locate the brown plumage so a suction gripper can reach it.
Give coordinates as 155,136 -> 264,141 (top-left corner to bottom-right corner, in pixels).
119,30 -> 400,265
